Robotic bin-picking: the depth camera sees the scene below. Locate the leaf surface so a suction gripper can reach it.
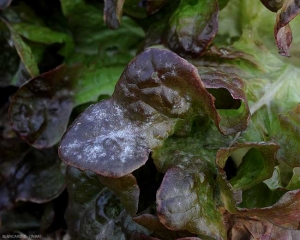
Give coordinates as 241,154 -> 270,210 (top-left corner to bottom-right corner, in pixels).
165,0 -> 218,57
156,160 -> 226,239
60,48 -> 230,177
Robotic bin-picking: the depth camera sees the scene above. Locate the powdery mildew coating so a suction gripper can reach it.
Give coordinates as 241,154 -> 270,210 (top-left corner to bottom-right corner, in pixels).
59,99 -> 150,177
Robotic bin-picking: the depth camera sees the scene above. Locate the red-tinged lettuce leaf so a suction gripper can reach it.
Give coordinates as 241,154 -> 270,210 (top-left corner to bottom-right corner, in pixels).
238,189 -> 300,229
201,70 -> 250,135
133,214 -> 197,239
65,166 -> 149,239
60,48 -> 250,177
225,213 -> 300,240
104,0 -> 125,29
164,0 -> 218,57
9,65 -> 75,148
0,140 -> 65,211
275,0 -> 300,57
156,160 -> 226,239
98,174 -> 140,216
216,142 -> 279,190
9,62 -> 126,148
59,48 -> 225,177
260,0 -> 284,12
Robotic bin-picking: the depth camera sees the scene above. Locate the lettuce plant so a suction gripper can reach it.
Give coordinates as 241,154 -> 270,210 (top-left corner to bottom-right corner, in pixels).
2,0 -> 300,239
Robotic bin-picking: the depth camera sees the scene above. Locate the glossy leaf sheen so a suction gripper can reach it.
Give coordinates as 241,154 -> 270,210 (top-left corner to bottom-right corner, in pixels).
165,0 -> 218,57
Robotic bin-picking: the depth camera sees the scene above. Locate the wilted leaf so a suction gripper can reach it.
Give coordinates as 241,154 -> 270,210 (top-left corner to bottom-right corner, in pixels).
275,0 -> 300,57
104,0 -> 126,29
156,160 -> 226,239
216,142 -> 279,190
165,0 -> 218,57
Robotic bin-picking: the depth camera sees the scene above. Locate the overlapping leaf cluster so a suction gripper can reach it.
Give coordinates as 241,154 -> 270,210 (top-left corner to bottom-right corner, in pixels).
2,0 -> 300,239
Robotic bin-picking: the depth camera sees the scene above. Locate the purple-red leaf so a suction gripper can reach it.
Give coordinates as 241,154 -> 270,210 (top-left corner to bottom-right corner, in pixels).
201,70 -> 250,135
59,48 -> 229,178
0,139 -> 65,211
275,0 -> 300,57
156,160 -> 226,239
9,65 -> 75,148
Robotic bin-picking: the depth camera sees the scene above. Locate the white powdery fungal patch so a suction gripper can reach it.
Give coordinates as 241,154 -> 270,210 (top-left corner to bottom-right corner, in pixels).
75,122 -> 145,165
